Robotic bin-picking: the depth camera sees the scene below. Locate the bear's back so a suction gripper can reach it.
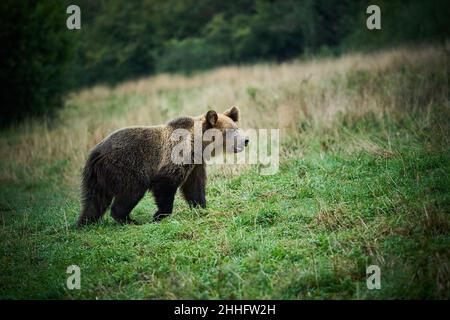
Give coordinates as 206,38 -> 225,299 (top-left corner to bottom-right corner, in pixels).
92,126 -> 168,179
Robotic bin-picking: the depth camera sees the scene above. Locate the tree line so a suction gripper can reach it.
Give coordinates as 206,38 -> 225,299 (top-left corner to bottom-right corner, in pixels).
1,0 -> 448,126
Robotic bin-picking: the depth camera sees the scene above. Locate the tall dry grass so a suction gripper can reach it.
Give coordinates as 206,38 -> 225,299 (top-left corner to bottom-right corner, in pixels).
0,44 -> 448,187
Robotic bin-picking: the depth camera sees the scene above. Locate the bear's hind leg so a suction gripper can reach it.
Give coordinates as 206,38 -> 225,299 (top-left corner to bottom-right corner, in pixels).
111,191 -> 145,225
78,192 -> 112,228
152,179 -> 177,222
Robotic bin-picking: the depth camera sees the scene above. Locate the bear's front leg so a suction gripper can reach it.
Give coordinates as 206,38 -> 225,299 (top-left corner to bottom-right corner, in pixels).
181,164 -> 206,208
152,178 -> 177,221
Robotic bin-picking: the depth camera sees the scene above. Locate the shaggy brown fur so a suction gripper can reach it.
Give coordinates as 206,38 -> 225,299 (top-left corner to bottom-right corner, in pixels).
77,107 -> 245,227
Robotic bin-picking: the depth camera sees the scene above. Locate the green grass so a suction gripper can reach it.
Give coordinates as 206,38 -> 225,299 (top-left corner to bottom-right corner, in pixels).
0,45 -> 449,299
1,134 -> 448,299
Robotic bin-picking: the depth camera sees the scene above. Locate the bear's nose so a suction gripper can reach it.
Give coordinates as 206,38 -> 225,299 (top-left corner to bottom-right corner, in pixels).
244,137 -> 249,147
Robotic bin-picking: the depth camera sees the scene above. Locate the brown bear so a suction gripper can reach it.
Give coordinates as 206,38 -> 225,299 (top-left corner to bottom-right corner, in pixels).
77,107 -> 248,227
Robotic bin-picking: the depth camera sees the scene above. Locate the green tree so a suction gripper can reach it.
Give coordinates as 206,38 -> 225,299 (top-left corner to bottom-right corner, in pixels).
0,0 -> 73,126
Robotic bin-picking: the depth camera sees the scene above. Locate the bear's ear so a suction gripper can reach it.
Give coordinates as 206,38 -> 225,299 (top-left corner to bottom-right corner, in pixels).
224,106 -> 239,122
206,110 -> 218,127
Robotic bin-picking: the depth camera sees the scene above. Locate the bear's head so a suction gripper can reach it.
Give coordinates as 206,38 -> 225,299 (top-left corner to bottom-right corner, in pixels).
203,106 -> 249,155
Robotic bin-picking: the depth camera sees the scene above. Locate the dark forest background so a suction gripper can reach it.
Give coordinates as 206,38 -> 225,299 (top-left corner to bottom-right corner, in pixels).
1,0 -> 449,126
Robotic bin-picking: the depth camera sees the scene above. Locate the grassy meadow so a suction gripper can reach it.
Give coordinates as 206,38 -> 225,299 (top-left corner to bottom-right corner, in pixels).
0,44 -> 449,299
